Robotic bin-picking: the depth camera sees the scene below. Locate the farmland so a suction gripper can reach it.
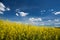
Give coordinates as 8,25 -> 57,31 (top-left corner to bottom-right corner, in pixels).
0,20 -> 60,40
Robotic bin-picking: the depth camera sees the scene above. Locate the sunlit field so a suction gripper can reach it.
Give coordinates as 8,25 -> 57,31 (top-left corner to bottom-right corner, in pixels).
0,20 -> 60,40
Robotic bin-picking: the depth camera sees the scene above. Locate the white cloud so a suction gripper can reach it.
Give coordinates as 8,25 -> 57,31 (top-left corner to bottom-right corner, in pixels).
0,11 -> 3,14
28,17 -> 60,26
54,11 -> 60,15
49,9 -> 54,12
50,9 -> 54,11
16,9 -> 29,17
16,13 -> 19,16
48,20 -> 52,22
28,18 -> 60,26
0,2 -> 5,11
29,17 -> 42,22
0,2 -> 5,8
29,17 -> 42,25
6,7 -> 10,11
40,10 -> 46,12
16,10 -> 29,17
0,2 -> 10,14
54,22 -> 60,27
55,23 -> 60,24
54,19 -> 59,22
18,12 -> 28,17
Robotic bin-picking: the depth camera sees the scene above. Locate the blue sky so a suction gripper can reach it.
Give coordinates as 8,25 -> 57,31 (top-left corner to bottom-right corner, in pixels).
0,0 -> 60,26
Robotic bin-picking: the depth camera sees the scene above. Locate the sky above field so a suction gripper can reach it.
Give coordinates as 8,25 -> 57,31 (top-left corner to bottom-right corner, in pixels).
0,0 -> 60,26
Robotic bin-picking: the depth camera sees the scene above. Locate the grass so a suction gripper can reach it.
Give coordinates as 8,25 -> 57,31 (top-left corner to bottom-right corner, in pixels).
0,20 -> 60,40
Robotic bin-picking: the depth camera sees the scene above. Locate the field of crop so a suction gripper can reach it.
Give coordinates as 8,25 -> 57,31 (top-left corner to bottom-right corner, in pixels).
0,20 -> 60,40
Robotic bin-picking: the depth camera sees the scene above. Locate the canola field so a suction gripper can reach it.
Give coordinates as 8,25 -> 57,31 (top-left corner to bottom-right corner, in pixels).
0,20 -> 60,40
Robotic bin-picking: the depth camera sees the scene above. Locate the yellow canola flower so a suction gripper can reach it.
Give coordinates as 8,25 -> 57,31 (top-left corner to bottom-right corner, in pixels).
0,20 -> 60,40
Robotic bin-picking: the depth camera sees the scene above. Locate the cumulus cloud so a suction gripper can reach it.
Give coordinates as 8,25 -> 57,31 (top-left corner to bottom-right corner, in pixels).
54,19 -> 59,22
50,9 -> 54,11
6,7 -> 10,11
29,17 -> 42,22
48,20 -> 52,22
16,9 -> 29,17
54,22 -> 60,27
0,2 -> 10,14
29,18 -> 55,26
29,17 -> 42,25
48,9 -> 54,12
28,18 -> 60,26
0,2 -> 5,12
18,12 -> 28,17
0,11 -> 3,14
16,13 -> 19,16
54,11 -> 60,15
49,19 -> 60,27
55,23 -> 60,24
40,10 -> 46,12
